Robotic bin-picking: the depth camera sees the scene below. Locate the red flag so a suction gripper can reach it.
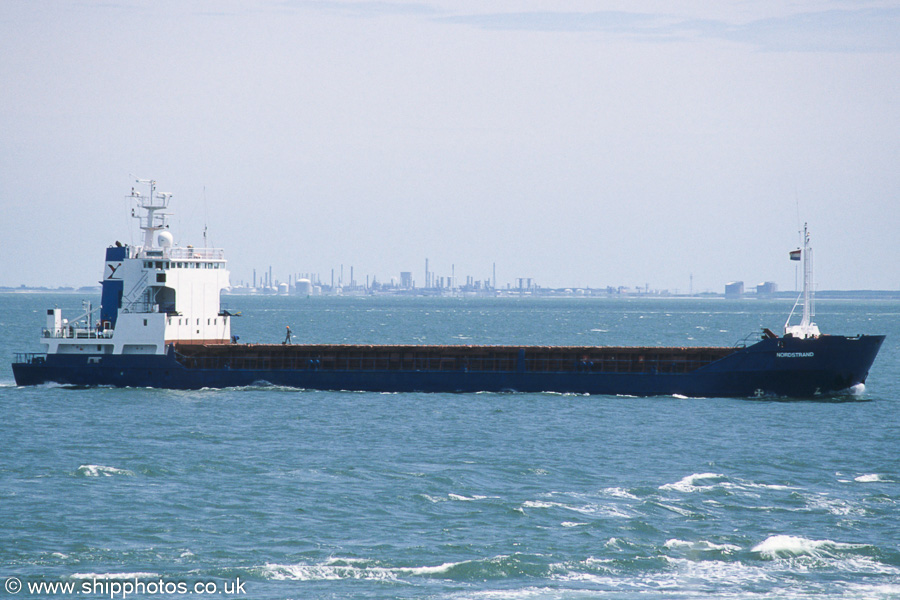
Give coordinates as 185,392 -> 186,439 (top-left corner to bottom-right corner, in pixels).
789,249 -> 802,261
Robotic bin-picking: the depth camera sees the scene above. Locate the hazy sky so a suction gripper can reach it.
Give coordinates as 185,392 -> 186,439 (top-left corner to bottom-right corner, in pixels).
1,0 -> 898,292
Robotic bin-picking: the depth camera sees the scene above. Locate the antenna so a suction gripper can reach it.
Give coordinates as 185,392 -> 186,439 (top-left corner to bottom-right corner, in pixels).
202,185 -> 209,248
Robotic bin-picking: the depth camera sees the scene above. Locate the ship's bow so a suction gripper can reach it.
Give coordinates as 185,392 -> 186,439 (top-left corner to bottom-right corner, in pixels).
698,334 -> 885,398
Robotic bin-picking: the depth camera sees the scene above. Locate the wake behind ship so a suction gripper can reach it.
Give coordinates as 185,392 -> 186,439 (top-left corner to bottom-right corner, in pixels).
12,181 -> 884,397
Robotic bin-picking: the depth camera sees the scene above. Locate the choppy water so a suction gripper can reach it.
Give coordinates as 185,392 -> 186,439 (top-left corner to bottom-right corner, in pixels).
1,294 -> 898,599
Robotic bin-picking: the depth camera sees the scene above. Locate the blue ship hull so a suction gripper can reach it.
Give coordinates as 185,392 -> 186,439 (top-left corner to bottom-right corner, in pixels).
12,334 -> 884,398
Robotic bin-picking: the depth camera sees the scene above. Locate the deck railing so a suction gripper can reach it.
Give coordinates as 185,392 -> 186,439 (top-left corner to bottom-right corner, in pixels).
14,352 -> 47,364
140,247 -> 225,260
42,328 -> 114,340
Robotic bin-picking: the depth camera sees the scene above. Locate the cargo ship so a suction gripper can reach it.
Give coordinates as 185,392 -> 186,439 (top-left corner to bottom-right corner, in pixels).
12,181 -> 884,397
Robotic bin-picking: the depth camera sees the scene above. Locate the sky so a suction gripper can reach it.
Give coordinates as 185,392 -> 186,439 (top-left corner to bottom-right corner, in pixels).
1,0 -> 898,292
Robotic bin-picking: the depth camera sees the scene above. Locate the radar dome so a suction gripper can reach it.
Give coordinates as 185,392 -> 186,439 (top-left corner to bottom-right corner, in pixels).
157,231 -> 174,248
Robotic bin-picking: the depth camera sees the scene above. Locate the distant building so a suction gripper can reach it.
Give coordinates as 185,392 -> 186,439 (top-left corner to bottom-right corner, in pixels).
756,281 -> 778,298
400,271 -> 413,289
725,281 -> 744,298
296,278 -> 313,296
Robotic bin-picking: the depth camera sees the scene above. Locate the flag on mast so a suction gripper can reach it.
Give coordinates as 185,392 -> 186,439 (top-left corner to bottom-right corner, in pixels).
789,249 -> 802,261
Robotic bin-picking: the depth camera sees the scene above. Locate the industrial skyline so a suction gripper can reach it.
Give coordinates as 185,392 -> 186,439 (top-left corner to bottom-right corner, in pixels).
232,260 -> 788,297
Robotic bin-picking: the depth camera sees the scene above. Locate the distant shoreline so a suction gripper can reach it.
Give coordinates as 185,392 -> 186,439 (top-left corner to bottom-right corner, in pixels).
2,286 -> 898,301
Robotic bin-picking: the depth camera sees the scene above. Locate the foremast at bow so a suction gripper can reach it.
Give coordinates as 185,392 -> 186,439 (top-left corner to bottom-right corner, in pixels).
784,223 -> 820,339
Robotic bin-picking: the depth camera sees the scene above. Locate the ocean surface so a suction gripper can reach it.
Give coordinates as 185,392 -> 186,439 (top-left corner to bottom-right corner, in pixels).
1,293 -> 898,599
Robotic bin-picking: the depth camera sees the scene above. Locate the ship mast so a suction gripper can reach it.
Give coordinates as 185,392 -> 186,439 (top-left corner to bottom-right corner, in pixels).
130,179 -> 171,249
784,223 -> 819,338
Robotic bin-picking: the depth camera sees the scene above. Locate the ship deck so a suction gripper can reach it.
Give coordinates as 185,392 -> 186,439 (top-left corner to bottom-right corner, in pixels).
172,344 -> 739,375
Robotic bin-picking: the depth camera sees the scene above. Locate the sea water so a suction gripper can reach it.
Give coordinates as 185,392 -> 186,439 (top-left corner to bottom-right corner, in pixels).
1,294 -> 898,599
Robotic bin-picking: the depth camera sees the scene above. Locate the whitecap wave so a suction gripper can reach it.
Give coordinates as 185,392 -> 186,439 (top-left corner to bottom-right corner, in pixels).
751,535 -> 869,559
854,473 -> 882,483
659,473 -> 795,497
451,557 -> 900,599
551,556 -> 774,592
734,481 -> 795,491
656,556 -> 778,588
601,487 -> 640,500
654,502 -> 694,517
522,500 -> 560,509
70,572 -> 159,580
260,557 -> 474,581
522,498 -> 630,519
659,472 -> 726,492
664,539 -> 740,553
418,494 -> 446,503
448,493 -> 491,502
804,493 -> 865,516
261,560 -> 398,581
75,465 -> 135,477
445,587 -> 561,600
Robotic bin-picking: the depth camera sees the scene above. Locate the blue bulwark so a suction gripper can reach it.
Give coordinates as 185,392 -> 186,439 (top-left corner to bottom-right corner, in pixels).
101,245 -> 127,328
106,245 -> 127,261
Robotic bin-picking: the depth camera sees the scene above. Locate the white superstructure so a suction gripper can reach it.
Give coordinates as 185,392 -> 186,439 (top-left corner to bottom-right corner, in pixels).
41,180 -> 232,356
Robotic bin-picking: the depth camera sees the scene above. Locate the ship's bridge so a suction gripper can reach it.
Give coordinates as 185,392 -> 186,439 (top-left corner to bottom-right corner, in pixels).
95,180 -> 233,351
39,179 -> 232,357
113,243 -> 231,343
